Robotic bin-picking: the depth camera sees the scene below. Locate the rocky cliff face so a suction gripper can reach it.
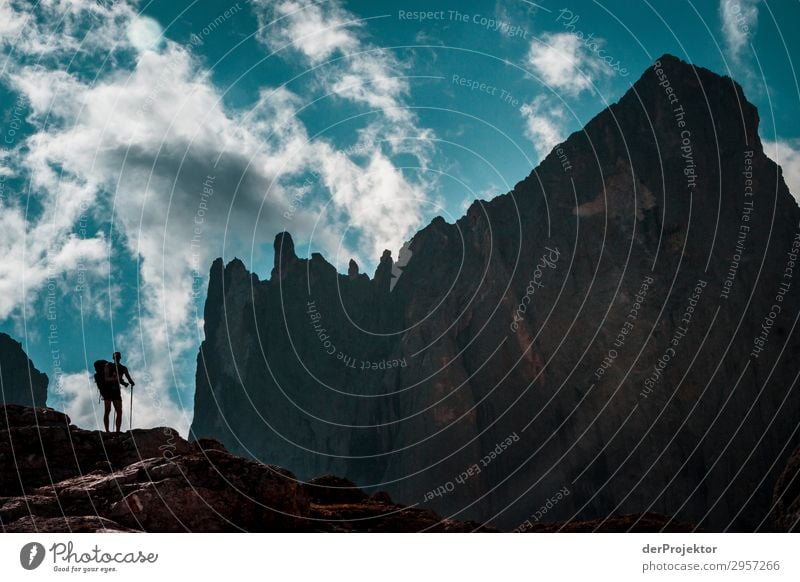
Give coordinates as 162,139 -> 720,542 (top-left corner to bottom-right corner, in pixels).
0,333 -> 48,408
190,55 -> 800,532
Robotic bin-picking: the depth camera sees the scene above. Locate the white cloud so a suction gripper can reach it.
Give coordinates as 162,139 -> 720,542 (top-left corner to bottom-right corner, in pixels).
0,2 -> 28,42
720,0 -> 759,63
0,211 -> 102,319
526,32 -> 606,96
127,15 -> 164,53
520,95 -> 567,158
255,0 -> 359,63
0,0 -> 138,58
764,139 -> 800,203
318,146 -> 425,259
253,0 -> 431,148
251,0 -> 437,256
10,66 -> 84,120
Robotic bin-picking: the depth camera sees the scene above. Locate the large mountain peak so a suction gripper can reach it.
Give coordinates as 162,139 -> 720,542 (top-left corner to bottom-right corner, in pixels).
191,56 -> 800,531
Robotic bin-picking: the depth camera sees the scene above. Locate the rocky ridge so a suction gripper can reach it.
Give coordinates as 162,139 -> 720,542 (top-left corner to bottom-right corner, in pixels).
0,404 -> 493,532
5,404 -> 795,531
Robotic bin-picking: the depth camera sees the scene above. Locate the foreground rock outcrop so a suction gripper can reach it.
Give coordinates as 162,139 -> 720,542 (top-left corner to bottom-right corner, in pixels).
0,333 -> 48,408
0,405 -> 496,532
771,444 -> 800,532
191,54 -> 800,531
1,404 -> 715,532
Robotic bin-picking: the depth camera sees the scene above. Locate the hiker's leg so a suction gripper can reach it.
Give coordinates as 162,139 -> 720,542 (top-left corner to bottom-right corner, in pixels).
113,400 -> 122,432
103,400 -> 111,432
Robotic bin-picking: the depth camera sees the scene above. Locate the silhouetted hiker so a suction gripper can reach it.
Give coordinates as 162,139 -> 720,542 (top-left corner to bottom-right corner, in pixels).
102,352 -> 135,433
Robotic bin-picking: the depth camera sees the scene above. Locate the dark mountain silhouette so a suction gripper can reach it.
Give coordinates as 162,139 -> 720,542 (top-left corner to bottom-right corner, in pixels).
0,332 -> 48,408
190,54 -> 800,531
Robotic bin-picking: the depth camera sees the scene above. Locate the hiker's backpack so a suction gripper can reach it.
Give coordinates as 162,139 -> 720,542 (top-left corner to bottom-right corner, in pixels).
93,360 -> 109,395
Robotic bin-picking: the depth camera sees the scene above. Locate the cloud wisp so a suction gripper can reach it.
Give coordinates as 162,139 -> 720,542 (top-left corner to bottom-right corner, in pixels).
720,0 -> 759,65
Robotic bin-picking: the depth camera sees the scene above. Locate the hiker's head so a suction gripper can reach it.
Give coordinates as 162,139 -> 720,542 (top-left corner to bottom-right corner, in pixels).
112,352 -> 122,363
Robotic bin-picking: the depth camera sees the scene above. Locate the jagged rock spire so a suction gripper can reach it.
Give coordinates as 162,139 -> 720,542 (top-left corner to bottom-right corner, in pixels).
348,259 -> 359,279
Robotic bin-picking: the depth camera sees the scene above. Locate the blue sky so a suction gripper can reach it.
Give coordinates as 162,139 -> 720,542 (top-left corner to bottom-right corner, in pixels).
0,0 -> 798,434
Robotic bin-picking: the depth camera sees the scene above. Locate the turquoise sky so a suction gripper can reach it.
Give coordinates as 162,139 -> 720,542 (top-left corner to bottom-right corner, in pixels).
0,0 -> 797,433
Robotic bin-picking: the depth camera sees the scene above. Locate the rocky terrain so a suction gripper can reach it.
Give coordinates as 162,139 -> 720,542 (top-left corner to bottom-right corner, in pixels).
190,54 -> 800,531
2,404 -> 796,532
0,404 -> 493,532
771,446 -> 800,532
0,332 -> 48,408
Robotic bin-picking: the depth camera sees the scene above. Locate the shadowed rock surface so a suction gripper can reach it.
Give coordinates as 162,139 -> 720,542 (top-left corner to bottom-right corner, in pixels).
190,55 -> 800,531
771,444 -> 800,532
15,404 -> 797,531
519,513 -> 695,533
0,404 -> 496,532
0,333 -> 48,408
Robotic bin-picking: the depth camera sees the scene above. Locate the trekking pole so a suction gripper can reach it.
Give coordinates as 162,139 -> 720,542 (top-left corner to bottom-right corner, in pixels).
129,386 -> 133,431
